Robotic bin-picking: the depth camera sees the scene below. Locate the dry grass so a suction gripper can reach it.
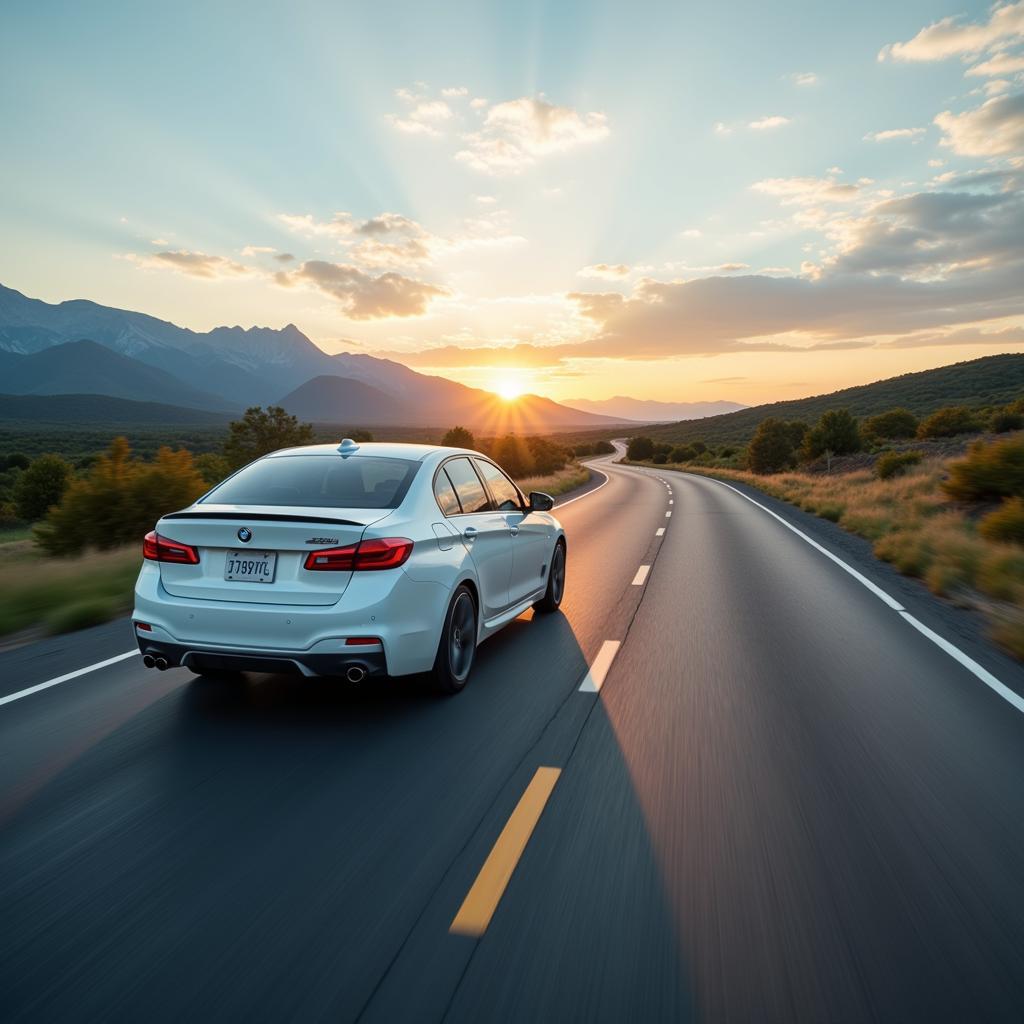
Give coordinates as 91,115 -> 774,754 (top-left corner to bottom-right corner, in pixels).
677,458 -> 1024,658
0,544 -> 140,638
517,462 -> 591,497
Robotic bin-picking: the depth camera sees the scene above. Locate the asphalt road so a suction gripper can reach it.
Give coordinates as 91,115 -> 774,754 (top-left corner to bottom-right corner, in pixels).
3,448 -> 1024,1022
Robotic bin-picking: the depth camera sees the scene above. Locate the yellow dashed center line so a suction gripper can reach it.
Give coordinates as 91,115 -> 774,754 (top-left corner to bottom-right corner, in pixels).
450,766 -> 562,938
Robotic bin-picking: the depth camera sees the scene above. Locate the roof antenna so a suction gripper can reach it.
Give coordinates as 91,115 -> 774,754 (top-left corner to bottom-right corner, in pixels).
337,438 -> 360,456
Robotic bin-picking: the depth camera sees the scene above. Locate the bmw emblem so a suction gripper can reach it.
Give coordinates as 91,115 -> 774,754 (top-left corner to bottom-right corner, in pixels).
237,527 -> 252,543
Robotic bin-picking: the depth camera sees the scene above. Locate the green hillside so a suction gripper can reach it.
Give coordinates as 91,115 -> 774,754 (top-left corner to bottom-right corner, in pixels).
638,354 -> 1024,447
0,393 -> 231,426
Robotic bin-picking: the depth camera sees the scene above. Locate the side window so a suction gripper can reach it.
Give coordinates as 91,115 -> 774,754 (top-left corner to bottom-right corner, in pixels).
433,470 -> 461,516
475,459 -> 522,512
443,458 -> 491,514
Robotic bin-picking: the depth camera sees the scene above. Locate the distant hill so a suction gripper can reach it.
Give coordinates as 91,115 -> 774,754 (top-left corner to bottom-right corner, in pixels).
636,355 -> 1024,447
563,396 -> 746,422
0,393 -> 231,425
278,375 -> 400,422
0,340 -> 233,410
0,283 -> 620,431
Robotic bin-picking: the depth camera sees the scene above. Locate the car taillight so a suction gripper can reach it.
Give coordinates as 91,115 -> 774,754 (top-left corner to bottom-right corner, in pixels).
143,530 -> 200,564
304,537 -> 413,572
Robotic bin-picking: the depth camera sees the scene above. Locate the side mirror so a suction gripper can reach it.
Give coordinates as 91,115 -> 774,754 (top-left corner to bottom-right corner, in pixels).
529,491 -> 555,512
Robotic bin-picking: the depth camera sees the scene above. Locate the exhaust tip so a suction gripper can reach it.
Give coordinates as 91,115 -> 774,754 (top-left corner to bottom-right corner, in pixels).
142,654 -> 156,668
346,665 -> 367,683
154,657 -> 169,671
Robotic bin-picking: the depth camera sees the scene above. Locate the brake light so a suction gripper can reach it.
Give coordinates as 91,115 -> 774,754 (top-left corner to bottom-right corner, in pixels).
304,537 -> 413,571
345,637 -> 381,646
143,531 -> 200,564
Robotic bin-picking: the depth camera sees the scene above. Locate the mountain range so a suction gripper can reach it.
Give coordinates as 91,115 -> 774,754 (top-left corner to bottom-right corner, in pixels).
0,284 -> 622,431
563,396 -> 747,422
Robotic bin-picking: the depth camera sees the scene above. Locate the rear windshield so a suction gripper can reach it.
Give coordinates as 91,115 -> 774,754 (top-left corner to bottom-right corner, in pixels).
202,455 -> 419,509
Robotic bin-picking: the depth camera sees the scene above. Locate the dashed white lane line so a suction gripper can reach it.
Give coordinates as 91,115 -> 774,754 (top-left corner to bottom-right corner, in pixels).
656,527 -> 665,537
579,640 -> 621,693
0,650 -> 139,708
665,510 -> 672,518
669,500 -> 674,505
632,565 -> 651,586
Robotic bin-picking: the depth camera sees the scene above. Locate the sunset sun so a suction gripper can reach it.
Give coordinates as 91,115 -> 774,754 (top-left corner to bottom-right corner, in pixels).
493,373 -> 525,401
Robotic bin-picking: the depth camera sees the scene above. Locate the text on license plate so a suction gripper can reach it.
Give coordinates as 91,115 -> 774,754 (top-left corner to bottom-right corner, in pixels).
224,550 -> 277,583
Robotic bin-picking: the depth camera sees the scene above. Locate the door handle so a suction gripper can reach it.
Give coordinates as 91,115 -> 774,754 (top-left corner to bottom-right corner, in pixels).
463,526 -> 478,539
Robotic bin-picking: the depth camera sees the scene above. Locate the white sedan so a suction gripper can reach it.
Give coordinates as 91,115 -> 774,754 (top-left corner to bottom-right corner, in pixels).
132,440 -> 566,693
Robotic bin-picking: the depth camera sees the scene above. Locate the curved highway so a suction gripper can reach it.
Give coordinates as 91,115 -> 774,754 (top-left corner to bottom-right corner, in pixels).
3,446 -> 1024,1022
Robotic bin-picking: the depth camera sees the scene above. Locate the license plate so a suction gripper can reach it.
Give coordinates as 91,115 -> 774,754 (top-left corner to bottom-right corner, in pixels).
224,550 -> 277,583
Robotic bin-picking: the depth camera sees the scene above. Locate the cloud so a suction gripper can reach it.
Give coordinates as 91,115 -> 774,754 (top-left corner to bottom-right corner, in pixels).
128,249 -> 251,279
751,174 -> 860,205
456,96 -> 609,174
277,207 -> 525,268
578,263 -> 631,280
935,92 -> 1024,155
275,261 -> 448,319
241,245 -> 276,256
864,127 -> 926,142
441,86 -> 469,97
386,92 -> 454,136
274,252 -> 295,263
787,71 -> 818,86
879,324 -> 1024,348
966,51 -> 1024,77
713,121 -> 732,136
748,115 -> 791,131
879,2 -> 1024,62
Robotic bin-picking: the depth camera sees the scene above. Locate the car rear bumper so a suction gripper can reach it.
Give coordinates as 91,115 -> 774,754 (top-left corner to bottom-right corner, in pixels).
134,634 -> 388,679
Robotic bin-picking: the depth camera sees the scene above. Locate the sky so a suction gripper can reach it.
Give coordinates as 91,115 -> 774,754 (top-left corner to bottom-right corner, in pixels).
2,0 -> 1023,406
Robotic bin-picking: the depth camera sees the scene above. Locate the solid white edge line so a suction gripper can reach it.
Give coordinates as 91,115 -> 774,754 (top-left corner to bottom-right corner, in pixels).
688,473 -> 1024,717
579,640 -> 621,693
656,527 -> 665,536
899,612 -> 1024,715
708,478 -> 905,611
0,650 -> 139,708
554,465 -> 611,509
632,565 -> 651,586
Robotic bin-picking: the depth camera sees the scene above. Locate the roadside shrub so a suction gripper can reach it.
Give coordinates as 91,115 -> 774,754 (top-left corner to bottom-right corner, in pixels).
864,407 -> 919,440
801,408 -> 861,461
747,418 -> 797,474
917,405 -> 982,439
944,436 -> 1024,501
875,450 -> 922,480
593,439 -> 615,455
652,451 -> 668,464
45,597 -> 119,635
627,436 -> 654,461
0,453 -> 30,471
194,452 -> 231,486
690,440 -> 707,455
34,437 -> 208,557
13,454 -> 73,521
670,445 -> 696,463
525,435 -> 570,475
989,408 -> 1024,433
979,498 -> 1024,545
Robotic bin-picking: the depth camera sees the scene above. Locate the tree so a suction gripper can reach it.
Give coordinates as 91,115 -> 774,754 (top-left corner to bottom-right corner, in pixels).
490,434 -> 535,478
442,425 -> 476,450
747,418 -> 797,474
864,407 -> 918,440
35,438 -> 207,556
13,454 -> 73,521
670,445 -> 696,463
627,436 -> 655,461
802,409 -> 861,467
690,440 -> 707,455
194,452 -> 232,486
917,405 -> 982,439
223,406 -> 314,470
593,439 -> 615,455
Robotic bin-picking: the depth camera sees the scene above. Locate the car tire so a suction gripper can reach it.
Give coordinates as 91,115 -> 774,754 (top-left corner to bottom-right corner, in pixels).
433,585 -> 477,695
533,539 -> 566,613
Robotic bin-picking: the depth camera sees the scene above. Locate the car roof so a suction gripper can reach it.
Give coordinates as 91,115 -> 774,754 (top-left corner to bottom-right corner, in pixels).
265,442 -> 482,462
